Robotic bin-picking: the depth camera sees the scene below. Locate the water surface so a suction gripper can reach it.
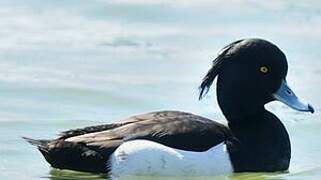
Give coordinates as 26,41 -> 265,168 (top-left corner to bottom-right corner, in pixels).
0,1 -> 320,179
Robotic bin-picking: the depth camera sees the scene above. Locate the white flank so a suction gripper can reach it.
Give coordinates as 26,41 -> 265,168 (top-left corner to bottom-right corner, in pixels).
109,139 -> 233,177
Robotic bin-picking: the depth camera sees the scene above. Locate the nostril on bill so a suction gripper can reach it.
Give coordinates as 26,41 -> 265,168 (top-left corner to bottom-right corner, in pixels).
286,89 -> 292,95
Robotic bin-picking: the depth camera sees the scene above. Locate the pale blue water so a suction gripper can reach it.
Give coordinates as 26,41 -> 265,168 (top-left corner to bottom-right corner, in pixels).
0,1 -> 320,179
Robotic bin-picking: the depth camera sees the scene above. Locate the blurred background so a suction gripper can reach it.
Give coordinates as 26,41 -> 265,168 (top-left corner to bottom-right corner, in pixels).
0,0 -> 320,179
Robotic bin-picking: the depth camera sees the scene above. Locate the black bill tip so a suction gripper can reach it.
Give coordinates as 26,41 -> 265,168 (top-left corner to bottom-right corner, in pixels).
308,104 -> 315,114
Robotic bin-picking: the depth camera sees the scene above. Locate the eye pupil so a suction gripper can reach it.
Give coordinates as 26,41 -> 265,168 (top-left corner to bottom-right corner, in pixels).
260,66 -> 269,73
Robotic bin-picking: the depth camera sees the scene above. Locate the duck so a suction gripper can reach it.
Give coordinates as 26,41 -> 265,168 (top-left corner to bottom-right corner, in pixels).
24,38 -> 314,177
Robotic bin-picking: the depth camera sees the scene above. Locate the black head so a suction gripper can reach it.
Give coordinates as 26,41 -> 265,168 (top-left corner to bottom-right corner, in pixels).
200,39 -> 289,119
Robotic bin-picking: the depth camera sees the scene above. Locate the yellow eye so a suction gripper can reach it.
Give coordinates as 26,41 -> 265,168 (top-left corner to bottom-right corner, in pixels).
259,66 -> 269,73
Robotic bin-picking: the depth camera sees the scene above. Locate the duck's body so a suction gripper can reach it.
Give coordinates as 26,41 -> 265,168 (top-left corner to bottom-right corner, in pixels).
25,38 -> 314,176
25,110 -> 291,175
26,111 -> 235,174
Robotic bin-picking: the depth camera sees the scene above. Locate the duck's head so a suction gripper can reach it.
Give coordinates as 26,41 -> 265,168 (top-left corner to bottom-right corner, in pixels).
200,38 -> 314,120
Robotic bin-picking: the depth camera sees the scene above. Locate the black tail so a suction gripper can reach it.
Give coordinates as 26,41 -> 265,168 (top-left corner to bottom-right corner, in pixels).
23,137 -> 108,173
22,137 -> 50,152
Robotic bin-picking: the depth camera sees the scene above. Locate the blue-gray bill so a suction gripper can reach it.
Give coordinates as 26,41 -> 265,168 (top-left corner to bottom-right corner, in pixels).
273,80 -> 314,113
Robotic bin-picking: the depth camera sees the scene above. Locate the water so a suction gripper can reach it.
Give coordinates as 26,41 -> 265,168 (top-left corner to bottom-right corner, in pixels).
0,1 -> 320,179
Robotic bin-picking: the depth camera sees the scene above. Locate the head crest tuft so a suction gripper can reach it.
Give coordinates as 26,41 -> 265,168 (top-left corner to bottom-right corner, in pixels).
199,39 -> 243,100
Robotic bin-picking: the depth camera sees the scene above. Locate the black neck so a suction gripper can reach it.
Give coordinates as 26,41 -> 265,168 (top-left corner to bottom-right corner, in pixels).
226,109 -> 291,172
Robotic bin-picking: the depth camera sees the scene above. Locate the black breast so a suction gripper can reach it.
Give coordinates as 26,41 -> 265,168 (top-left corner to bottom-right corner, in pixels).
226,110 -> 291,172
